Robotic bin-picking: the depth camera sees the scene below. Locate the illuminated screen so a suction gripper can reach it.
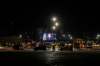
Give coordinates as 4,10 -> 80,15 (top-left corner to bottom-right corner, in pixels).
43,33 -> 56,41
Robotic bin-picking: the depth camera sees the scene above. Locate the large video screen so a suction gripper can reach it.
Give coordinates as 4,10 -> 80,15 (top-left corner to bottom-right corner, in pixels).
42,33 -> 56,41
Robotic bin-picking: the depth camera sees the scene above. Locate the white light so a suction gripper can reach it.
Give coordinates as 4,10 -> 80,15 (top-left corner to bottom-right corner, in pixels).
55,47 -> 59,51
19,34 -> 22,38
52,26 -> 56,30
0,47 -> 4,49
70,37 -> 73,40
48,33 -> 51,38
50,47 -> 53,51
68,43 -> 72,46
55,22 -> 59,26
43,33 -> 47,40
55,45 -> 60,51
97,34 -> 100,37
52,17 -> 57,22
68,34 -> 71,37
96,34 -> 100,39
68,34 -> 73,40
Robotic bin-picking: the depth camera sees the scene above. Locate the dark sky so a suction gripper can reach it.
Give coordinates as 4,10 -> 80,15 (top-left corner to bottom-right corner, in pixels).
0,1 -> 98,37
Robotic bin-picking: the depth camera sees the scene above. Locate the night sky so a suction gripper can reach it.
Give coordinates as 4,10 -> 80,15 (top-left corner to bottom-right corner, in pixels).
0,1 -> 98,37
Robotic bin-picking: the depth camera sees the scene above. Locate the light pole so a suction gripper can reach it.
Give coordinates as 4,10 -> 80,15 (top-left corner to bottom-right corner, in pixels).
51,16 -> 60,41
51,17 -> 60,30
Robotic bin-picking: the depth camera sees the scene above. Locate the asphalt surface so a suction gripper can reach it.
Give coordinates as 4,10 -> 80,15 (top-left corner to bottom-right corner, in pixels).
0,51 -> 100,66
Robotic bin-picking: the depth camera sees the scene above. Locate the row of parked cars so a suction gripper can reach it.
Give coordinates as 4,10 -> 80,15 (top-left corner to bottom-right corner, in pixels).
37,42 -> 73,51
0,41 -> 73,51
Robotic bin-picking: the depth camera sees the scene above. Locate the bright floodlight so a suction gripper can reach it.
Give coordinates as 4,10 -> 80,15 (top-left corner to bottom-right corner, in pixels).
55,22 -> 59,26
52,17 -> 57,22
52,26 -> 56,30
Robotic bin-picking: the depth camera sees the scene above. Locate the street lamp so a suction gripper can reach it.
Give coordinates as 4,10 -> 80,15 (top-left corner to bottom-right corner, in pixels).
55,22 -> 59,27
52,26 -> 56,30
52,17 -> 57,22
51,16 -> 60,43
51,16 -> 59,30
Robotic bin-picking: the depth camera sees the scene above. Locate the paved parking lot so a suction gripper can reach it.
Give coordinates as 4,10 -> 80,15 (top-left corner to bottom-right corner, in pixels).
0,51 -> 100,66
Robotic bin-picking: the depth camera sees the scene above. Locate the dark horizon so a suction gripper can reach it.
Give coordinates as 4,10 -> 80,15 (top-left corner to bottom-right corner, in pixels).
0,1 -> 98,38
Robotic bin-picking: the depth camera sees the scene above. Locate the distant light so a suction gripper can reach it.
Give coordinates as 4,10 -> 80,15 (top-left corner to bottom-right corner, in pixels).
43,33 -> 47,40
55,22 -> 59,26
19,34 -> 22,38
96,34 -> 100,39
97,34 -> 100,37
62,34 -> 65,37
0,47 -> 4,49
70,37 -> 73,40
52,17 -> 57,22
68,43 -> 72,46
68,34 -> 71,37
52,26 -> 56,30
48,33 -> 51,38
68,34 -> 73,40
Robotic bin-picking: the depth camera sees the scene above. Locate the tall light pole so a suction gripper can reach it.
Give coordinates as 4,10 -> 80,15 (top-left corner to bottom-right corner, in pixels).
51,16 -> 60,31
51,16 -> 60,42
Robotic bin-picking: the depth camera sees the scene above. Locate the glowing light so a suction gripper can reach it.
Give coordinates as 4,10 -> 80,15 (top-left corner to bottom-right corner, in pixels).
68,43 -> 72,46
43,33 -> 47,40
52,17 -> 57,22
96,34 -> 100,39
19,34 -> 22,38
55,45 -> 60,51
55,22 -> 59,26
48,33 -> 51,38
68,34 -> 73,40
50,47 -> 53,51
97,34 -> 100,37
0,47 -> 4,49
70,36 -> 73,40
52,26 -> 56,30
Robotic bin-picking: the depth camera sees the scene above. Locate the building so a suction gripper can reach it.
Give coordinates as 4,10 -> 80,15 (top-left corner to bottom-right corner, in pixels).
73,38 -> 86,49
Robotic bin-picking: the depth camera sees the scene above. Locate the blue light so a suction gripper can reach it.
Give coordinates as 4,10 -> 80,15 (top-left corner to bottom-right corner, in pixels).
42,32 -> 56,41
